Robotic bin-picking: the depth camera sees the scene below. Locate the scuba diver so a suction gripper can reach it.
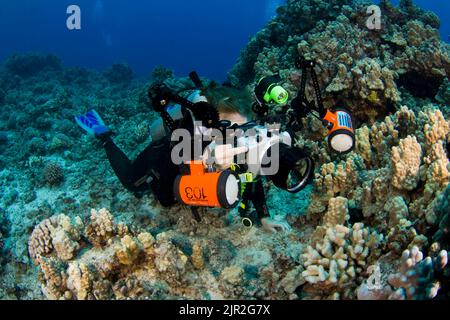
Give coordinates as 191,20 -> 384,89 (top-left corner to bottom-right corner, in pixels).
75,57 -> 355,233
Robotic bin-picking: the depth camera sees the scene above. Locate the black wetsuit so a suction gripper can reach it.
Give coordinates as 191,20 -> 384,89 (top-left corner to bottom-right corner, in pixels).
101,136 -> 179,206
97,103 -> 197,206
239,179 -> 271,224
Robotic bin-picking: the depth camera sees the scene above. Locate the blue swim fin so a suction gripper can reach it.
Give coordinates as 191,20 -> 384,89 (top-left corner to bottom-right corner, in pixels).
75,109 -> 111,137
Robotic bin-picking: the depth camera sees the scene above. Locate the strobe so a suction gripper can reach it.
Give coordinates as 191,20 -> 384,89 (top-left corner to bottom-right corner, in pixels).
174,161 -> 241,209
322,108 -> 355,154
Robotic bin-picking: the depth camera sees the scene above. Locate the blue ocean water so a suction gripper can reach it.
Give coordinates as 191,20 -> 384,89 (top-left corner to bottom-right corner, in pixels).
0,0 -> 448,82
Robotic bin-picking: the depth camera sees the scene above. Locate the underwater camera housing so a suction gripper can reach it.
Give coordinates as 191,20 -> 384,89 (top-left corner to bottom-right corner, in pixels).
205,124 -> 315,198
239,125 -> 314,194
174,161 -> 241,209
173,124 -> 315,210
173,123 -> 315,210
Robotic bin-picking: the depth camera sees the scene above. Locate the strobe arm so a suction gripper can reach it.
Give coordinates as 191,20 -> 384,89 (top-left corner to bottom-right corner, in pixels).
148,84 -> 178,132
289,57 -> 327,127
149,83 -> 196,112
148,84 -> 219,129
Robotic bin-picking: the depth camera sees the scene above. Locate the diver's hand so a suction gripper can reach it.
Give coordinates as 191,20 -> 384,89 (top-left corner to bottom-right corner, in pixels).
215,144 -> 248,170
203,143 -> 248,170
261,218 -> 292,233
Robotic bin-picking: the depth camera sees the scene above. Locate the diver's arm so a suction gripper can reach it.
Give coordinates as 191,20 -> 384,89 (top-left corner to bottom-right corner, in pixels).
150,84 -> 219,130
101,136 -> 151,195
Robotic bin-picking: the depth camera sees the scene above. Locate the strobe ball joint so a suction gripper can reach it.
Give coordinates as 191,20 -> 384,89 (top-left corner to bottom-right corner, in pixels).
295,57 -> 316,69
252,102 -> 269,119
322,119 -> 333,130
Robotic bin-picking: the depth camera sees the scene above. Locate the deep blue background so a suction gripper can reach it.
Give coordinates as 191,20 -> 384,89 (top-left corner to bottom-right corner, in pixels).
0,0 -> 448,82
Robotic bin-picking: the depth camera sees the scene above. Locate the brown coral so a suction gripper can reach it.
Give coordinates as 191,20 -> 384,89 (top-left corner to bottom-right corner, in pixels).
302,222 -> 384,298
28,214 -> 83,264
43,162 -> 64,186
357,246 -> 448,300
29,210 -> 196,300
391,136 -> 422,191
85,208 -> 117,247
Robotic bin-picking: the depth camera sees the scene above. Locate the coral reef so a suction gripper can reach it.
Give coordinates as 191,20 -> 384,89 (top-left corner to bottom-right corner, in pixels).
28,208 -> 304,300
103,63 -> 135,85
301,222 -> 384,299
436,78 -> 450,106
4,53 -> 62,78
357,246 -> 448,300
229,0 -> 449,123
433,185 -> 450,249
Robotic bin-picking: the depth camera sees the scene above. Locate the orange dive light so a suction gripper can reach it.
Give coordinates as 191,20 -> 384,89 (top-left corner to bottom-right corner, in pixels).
174,161 -> 241,209
322,108 -> 355,154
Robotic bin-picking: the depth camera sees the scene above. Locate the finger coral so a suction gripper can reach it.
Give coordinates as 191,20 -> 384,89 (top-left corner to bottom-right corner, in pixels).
29,209 -> 184,300
357,246 -> 448,300
391,136 -> 422,191
302,222 -> 384,299
28,214 -> 83,264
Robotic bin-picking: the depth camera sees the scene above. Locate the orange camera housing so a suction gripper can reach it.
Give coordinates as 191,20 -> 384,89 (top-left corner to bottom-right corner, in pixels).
174,161 -> 241,209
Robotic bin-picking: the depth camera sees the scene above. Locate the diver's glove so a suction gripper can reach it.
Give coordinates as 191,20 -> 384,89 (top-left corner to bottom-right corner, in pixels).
75,109 -> 113,141
240,211 -> 291,233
